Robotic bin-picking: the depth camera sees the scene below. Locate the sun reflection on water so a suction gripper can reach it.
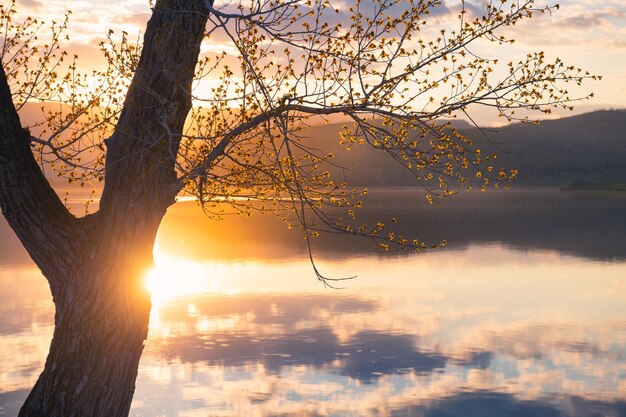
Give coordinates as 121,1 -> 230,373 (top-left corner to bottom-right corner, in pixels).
145,249 -> 228,311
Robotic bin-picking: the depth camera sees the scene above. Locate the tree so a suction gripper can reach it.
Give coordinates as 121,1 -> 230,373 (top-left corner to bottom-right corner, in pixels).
0,0 -> 595,416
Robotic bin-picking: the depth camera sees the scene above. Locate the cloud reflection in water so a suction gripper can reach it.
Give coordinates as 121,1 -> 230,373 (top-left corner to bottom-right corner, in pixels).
2,189 -> 626,416
135,271 -> 626,417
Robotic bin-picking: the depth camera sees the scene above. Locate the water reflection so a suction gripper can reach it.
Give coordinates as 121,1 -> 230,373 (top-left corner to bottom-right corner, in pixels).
1,189 -> 626,416
133,248 -> 626,416
388,392 -> 626,417
0,266 -> 54,411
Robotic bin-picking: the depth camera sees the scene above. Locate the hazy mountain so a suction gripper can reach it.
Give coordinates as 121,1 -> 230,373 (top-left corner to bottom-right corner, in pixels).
295,110 -> 626,187
466,110 -> 626,185
17,102 -> 626,189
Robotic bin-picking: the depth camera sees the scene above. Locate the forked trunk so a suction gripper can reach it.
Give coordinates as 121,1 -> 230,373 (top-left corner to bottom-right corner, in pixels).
0,1 -> 211,416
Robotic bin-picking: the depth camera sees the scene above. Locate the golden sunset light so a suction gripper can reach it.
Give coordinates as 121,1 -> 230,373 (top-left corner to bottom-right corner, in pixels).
2,1 -> 626,416
14,0 -> 626,125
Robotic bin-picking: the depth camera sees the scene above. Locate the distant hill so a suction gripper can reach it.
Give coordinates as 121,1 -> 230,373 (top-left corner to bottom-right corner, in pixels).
293,110 -> 626,187
465,110 -> 626,185
17,102 -> 626,189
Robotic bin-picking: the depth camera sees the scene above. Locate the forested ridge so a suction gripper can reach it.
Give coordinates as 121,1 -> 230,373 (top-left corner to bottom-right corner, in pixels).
20,105 -> 625,190
296,110 -> 626,187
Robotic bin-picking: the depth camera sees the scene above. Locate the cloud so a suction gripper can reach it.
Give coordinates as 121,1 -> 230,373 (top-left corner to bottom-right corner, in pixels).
151,293 -> 450,381
112,12 -> 151,27
20,0 -> 43,10
157,293 -> 378,328
340,331 -> 447,382
157,328 -> 448,381
394,392 -> 564,417
558,9 -> 626,30
387,392 -> 626,417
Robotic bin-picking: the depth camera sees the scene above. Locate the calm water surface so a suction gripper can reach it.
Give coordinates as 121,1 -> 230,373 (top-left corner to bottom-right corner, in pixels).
1,189 -> 626,416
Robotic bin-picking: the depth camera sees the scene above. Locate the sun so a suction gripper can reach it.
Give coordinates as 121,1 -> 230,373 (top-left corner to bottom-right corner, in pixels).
144,248 -> 226,311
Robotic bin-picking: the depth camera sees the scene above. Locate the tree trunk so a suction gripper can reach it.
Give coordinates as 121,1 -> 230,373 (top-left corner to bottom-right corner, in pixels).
0,1 -> 211,416
17,210 -> 164,417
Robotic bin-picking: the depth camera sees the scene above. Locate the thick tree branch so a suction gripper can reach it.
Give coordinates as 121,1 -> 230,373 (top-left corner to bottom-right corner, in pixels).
100,0 -> 211,215
0,63 -> 78,285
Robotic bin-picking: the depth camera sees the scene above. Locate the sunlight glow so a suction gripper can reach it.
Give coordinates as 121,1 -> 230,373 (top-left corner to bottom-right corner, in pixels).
145,250 -> 225,311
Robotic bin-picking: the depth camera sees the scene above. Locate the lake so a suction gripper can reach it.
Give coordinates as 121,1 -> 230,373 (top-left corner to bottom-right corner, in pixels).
1,188 -> 626,416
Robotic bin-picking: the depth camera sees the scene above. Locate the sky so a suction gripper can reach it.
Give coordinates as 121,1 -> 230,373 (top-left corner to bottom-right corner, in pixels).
12,0 -> 626,125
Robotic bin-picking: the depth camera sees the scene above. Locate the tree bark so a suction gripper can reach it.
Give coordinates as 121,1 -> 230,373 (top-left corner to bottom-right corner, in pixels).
16,223 -> 159,417
0,1 -> 210,416
101,0 -> 210,215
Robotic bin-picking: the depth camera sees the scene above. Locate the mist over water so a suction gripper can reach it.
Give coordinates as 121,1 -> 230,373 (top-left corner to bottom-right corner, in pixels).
1,188 -> 626,417
157,187 -> 626,261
